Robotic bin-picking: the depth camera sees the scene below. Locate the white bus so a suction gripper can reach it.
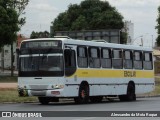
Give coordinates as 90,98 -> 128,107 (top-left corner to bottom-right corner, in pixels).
18,37 -> 155,104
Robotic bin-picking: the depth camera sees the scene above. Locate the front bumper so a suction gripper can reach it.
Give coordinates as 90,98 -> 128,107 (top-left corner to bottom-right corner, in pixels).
18,88 -> 64,97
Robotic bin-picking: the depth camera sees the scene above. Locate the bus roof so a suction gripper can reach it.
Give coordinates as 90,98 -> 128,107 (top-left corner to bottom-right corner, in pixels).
21,38 -> 152,52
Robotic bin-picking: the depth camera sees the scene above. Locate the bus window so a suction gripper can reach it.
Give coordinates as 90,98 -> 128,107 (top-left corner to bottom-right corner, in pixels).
101,48 -> 112,68
133,51 -> 143,69
89,47 -> 100,68
112,49 -> 123,69
64,49 -> 76,76
143,52 -> 153,70
124,51 -> 133,69
77,46 -> 88,68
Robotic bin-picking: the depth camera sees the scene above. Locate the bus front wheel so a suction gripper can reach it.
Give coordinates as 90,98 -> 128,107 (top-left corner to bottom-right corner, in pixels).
74,84 -> 89,104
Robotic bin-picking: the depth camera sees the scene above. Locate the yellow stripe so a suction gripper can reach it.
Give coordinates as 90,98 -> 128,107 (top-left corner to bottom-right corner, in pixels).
69,69 -> 154,78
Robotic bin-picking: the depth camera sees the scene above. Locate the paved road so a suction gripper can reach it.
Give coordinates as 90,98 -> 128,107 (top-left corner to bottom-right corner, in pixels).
1,97 -> 160,111
0,97 -> 160,120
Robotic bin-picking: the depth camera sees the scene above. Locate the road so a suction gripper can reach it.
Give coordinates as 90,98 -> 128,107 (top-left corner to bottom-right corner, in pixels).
0,97 -> 160,120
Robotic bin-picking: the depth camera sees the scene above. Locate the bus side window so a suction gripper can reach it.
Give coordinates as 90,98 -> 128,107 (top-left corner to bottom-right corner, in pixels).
77,46 -> 88,68
88,47 -> 100,68
64,49 -> 76,76
143,52 -> 153,70
101,48 -> 112,68
124,50 -> 133,69
133,51 -> 143,69
112,49 -> 123,69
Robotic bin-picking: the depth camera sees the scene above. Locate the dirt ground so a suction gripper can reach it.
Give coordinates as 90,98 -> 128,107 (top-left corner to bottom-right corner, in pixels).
0,83 -> 17,89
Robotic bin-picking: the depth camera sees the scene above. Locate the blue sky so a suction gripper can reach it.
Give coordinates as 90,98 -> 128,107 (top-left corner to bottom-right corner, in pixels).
20,0 -> 160,47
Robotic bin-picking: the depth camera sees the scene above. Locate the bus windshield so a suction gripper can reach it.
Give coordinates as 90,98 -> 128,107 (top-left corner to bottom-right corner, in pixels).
19,40 -> 64,77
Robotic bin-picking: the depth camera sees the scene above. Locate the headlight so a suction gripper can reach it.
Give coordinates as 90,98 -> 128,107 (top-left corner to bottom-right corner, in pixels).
54,85 -> 64,89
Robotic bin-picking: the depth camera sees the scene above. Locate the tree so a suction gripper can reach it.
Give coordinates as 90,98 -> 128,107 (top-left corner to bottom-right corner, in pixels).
51,0 -> 125,43
30,31 -> 50,39
0,0 -> 29,47
0,1 -> 19,48
0,0 -> 29,76
156,6 -> 160,46
120,32 -> 127,44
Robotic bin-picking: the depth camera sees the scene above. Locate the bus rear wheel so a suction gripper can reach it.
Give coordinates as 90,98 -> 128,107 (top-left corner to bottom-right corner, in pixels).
119,82 -> 136,101
38,97 -> 50,105
127,83 -> 136,101
74,84 -> 89,104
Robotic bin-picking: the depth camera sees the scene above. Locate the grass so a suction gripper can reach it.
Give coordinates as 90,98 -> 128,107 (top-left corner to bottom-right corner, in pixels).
0,76 -> 17,83
0,76 -> 37,103
0,89 -> 37,103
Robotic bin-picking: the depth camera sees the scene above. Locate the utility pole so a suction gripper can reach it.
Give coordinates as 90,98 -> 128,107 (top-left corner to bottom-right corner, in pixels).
11,0 -> 16,77
152,35 -> 153,48
1,47 -> 4,72
11,42 -> 14,76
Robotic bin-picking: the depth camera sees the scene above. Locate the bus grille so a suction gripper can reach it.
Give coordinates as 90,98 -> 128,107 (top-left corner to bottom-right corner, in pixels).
31,90 -> 46,96
29,85 -> 48,90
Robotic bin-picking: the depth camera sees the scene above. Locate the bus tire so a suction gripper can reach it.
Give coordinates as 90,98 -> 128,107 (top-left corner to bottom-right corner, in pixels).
127,82 -> 136,101
74,84 -> 89,104
90,96 -> 103,103
119,82 -> 136,101
38,97 -> 50,105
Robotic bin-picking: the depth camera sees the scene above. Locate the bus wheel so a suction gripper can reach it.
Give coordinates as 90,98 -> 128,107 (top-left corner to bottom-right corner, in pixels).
127,83 -> 136,101
74,84 -> 89,104
38,97 -> 50,105
119,82 -> 136,101
90,96 -> 103,103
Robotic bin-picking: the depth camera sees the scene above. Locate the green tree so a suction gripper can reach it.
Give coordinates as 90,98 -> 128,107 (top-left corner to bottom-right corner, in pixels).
30,31 -> 50,39
51,0 -> 125,43
0,0 -> 29,76
156,6 -> 160,46
0,0 -> 29,47
0,1 -> 19,48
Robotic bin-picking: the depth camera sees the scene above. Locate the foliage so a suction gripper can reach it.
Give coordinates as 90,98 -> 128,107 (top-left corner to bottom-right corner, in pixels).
52,0 -> 124,31
0,76 -> 17,83
0,0 -> 29,48
51,0 -> 125,43
120,32 -> 127,44
30,31 -> 50,39
156,6 -> 160,46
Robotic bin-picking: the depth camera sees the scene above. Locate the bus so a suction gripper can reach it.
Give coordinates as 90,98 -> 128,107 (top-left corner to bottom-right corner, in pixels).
18,36 -> 155,104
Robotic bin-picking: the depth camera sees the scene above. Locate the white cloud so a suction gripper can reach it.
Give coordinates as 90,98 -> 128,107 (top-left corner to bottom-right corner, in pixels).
28,3 -> 59,13
21,0 -> 61,36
